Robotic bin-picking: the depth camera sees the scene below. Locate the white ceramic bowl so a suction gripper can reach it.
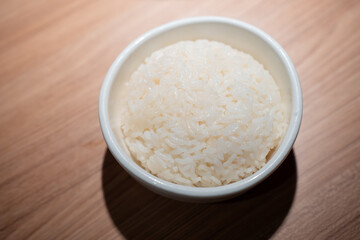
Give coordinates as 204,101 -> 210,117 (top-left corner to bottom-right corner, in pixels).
99,16 -> 302,202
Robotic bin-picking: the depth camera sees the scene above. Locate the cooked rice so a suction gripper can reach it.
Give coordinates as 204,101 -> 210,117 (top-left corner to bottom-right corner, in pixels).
118,40 -> 287,187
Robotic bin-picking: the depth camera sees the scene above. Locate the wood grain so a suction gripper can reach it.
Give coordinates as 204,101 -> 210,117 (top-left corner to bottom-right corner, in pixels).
0,0 -> 359,239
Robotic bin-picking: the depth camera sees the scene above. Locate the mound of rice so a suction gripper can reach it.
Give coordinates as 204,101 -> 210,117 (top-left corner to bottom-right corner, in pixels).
119,40 -> 287,187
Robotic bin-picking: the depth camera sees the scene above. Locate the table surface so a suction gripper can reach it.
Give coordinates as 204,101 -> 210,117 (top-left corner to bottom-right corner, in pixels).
1,0 -> 359,239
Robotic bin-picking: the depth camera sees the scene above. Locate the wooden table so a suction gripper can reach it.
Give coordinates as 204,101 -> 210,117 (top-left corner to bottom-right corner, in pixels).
1,0 -> 359,239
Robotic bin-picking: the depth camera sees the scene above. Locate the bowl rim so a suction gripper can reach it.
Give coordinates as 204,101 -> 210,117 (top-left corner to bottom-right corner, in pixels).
99,16 -> 302,199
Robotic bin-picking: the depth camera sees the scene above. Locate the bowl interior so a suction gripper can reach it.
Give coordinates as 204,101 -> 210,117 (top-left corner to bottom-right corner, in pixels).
102,18 -> 300,201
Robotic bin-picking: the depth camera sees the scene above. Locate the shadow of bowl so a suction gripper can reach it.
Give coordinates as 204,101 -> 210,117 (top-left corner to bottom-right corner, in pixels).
102,149 -> 297,240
